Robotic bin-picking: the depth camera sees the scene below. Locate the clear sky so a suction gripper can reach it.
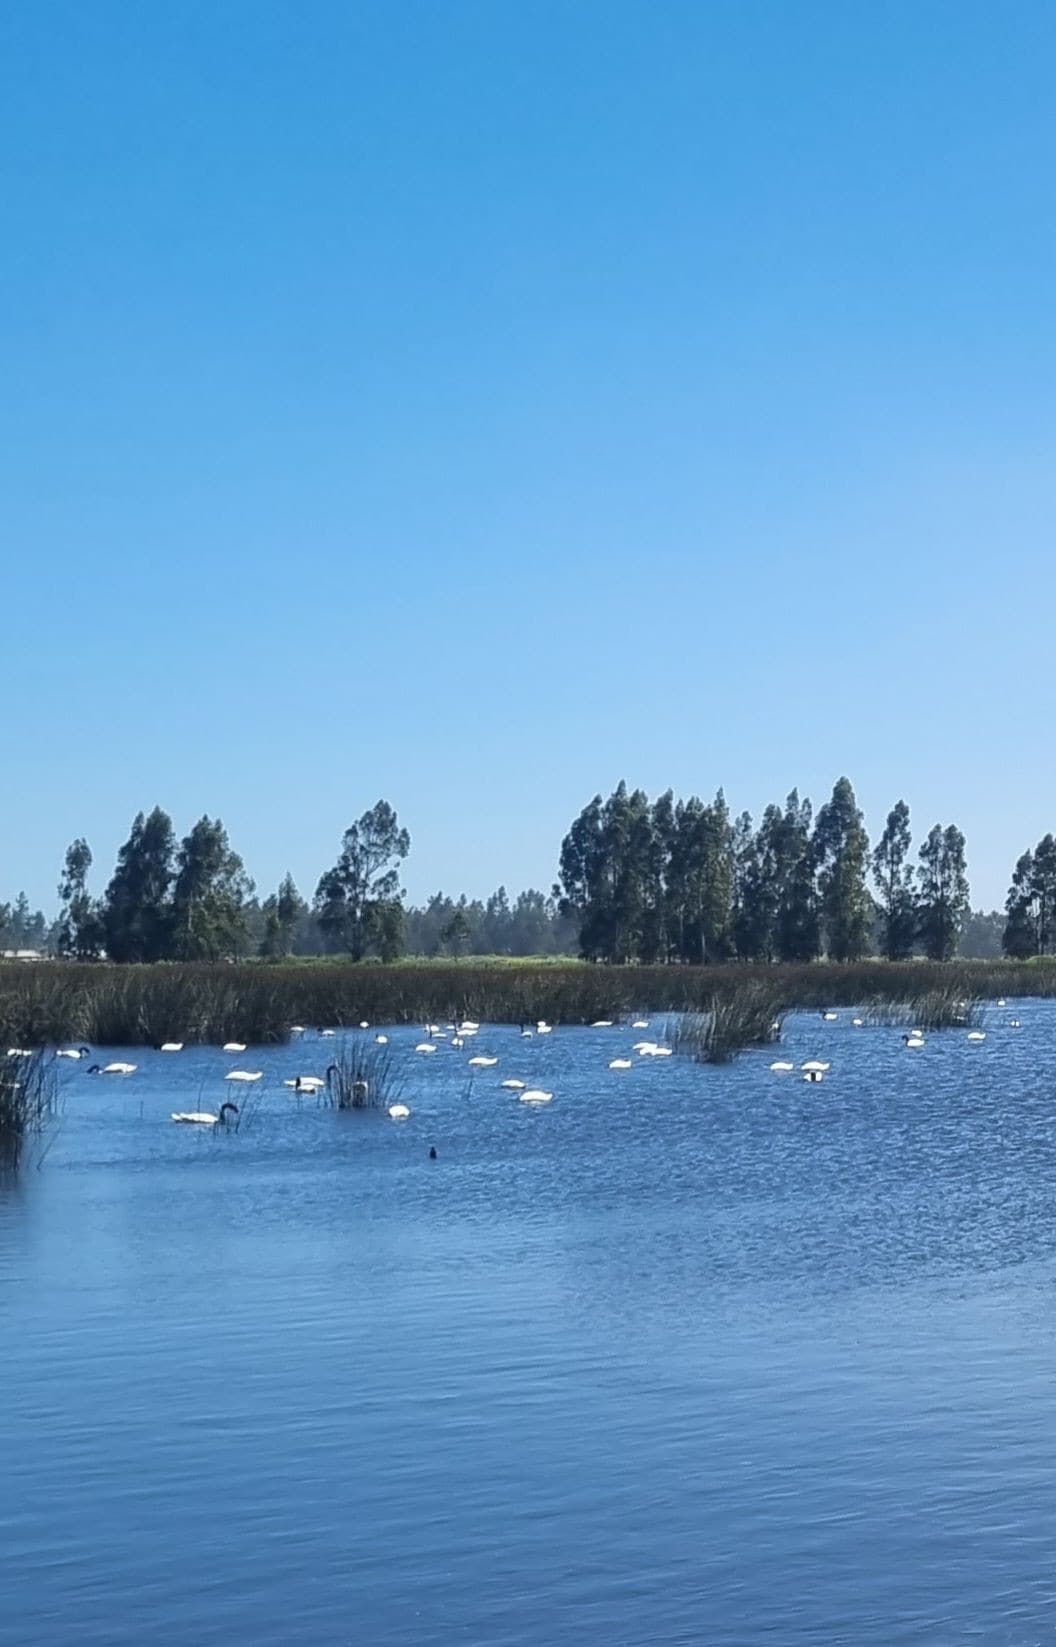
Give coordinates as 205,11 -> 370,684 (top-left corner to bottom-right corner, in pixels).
2,1 -> 1053,915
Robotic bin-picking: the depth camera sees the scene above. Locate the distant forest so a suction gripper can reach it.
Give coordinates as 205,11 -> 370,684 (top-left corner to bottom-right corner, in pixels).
1,779 -> 1046,965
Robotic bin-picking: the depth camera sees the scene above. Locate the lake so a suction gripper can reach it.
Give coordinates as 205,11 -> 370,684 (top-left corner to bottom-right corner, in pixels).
3,1006 -> 1055,1645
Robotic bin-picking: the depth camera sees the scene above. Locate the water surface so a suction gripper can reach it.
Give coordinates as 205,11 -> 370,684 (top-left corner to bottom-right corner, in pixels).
4,1006 -> 1056,1645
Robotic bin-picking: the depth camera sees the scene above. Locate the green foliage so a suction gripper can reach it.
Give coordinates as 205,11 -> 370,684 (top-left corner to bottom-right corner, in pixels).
259,873 -> 307,960
815,777 -> 871,962
668,986 -> 783,1063
872,801 -> 916,961
917,824 -> 970,962
56,838 -> 105,960
102,807 -> 177,963
0,1051 -> 57,1173
314,801 -> 410,961
171,816 -> 253,961
1003,836 -> 1056,959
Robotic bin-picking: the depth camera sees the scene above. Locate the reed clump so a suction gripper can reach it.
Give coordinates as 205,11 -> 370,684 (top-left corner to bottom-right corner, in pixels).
0,1051 -> 58,1173
860,987 -> 983,1031
667,986 -> 785,1064
322,1040 -> 402,1111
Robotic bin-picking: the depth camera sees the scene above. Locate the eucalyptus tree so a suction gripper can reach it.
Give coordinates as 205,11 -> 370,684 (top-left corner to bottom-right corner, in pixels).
774,791 -> 820,962
1002,835 -> 1056,958
171,817 -> 253,960
872,800 -> 917,960
56,837 -> 105,959
103,807 -> 177,963
814,778 -> 871,961
916,824 -> 970,962
314,801 -> 410,961
260,873 -> 307,959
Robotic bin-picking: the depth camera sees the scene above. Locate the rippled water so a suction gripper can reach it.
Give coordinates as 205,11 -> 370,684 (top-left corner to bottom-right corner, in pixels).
4,1004 -> 1056,1645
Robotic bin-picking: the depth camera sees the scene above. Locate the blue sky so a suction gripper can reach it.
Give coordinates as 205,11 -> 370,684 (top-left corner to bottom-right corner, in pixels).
2,1 -> 1053,914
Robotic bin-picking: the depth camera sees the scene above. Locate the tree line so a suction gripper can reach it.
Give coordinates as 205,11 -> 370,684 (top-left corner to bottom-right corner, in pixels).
1,783 -> 1049,965
555,778 -> 973,963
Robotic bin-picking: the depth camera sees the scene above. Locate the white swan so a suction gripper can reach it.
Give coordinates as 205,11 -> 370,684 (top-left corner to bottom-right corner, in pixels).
501,1078 -> 526,1090
609,1058 -> 633,1070
591,1020 -> 614,1028
7,1048 -> 33,1059
225,1069 -> 262,1083
388,1103 -> 410,1120
56,1047 -> 87,1060
425,1024 -> 440,1036
905,1037 -> 925,1050
415,1043 -> 436,1054
536,1023 -> 553,1035
321,1029 -> 336,1038
468,1055 -> 498,1068
460,1021 -> 480,1032
520,1029 -> 533,1037
823,1012 -> 838,1022
632,1041 -> 655,1052
451,1036 -> 465,1049
360,1020 -> 370,1030
639,1044 -> 672,1058
159,1042 -> 183,1053
519,1089 -> 553,1104
222,1042 -> 246,1053
290,1025 -> 305,1034
770,1061 -> 795,1072
967,1031 -> 986,1042
852,1018 -> 863,1028
375,1034 -> 389,1044
171,1101 -> 239,1127
284,1075 -> 325,1091
801,1060 -> 829,1073
103,1061 -> 137,1075
632,1020 -> 649,1030
1010,1018 -> 1022,1029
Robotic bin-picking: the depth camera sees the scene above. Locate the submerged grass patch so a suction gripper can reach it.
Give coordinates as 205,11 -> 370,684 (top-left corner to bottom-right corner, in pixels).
667,986 -> 785,1065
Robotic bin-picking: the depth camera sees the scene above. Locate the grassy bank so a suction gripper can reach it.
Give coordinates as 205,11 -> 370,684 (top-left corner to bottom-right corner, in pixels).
0,958 -> 1050,1047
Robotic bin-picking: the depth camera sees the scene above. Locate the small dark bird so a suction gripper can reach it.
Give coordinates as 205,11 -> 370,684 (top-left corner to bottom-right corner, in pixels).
429,1146 -> 438,1160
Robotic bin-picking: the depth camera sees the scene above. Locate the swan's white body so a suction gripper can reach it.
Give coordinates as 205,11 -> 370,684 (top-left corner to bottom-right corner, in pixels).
501,1079 -> 526,1089
468,1055 -> 498,1068
460,1021 -> 480,1032
609,1058 -> 633,1070
225,1070 -> 262,1083
103,1062 -> 137,1075
770,1061 -> 795,1072
823,1012 -> 838,1021
632,1020 -> 649,1030
56,1048 -> 83,1059
375,1034 -> 389,1044
519,1089 -> 553,1104
415,1043 -> 436,1054
160,1042 -> 183,1053
222,1042 -> 246,1053
171,1111 -> 219,1125
801,1060 -> 830,1073
7,1048 -> 33,1059
967,1031 -> 986,1042
284,1076 -> 325,1091
591,1020 -> 613,1029
388,1103 -> 410,1120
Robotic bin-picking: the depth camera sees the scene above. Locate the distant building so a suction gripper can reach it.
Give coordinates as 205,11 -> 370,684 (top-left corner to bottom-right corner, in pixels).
1,949 -> 46,962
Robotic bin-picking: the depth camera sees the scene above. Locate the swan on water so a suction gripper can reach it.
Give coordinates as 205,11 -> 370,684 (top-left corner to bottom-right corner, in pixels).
823,1012 -> 838,1022
461,1021 -> 480,1032
536,1023 -> 553,1035
519,1089 -> 553,1104
997,998 -> 1006,1007
801,1060 -> 829,1073
375,1034 -> 389,1044
770,1061 -> 795,1072
56,1046 -> 91,1060
7,1048 -> 33,1058
852,1018 -> 863,1028
171,1102 -> 239,1127
501,1078 -> 526,1089
451,1036 -> 465,1049
632,1041 -> 654,1052
359,1021 -> 370,1030
638,1044 -> 672,1058
468,1055 -> 498,1067
222,1042 -> 246,1053
632,1020 -> 649,1030
388,1103 -> 411,1120
159,1042 -> 183,1053
591,1020 -> 614,1029
425,1024 -> 440,1036
803,1070 -> 824,1083
1010,1018 -> 1022,1028
415,1042 -> 437,1054
967,1031 -> 986,1042
225,1069 -> 262,1083
290,1025 -> 305,1034
284,1076 -> 325,1091
609,1058 -> 633,1070
103,1062 -> 137,1075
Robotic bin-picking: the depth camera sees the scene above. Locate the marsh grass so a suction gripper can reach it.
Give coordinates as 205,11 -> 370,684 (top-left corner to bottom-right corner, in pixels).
322,1039 -> 402,1111
667,986 -> 785,1064
860,987 -> 983,1030
0,958 -> 1043,1048
0,1051 -> 59,1172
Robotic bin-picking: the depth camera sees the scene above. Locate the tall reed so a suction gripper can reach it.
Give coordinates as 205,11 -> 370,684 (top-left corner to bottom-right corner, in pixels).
667,986 -> 784,1064
0,1051 -> 58,1173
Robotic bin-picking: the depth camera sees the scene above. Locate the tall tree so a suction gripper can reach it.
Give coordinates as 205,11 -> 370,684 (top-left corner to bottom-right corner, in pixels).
1002,835 -> 1056,958
314,801 -> 410,960
56,838 -> 105,959
260,873 -> 306,960
872,800 -> 916,960
103,807 -> 177,963
917,824 -> 970,961
774,791 -> 820,963
814,777 -> 871,961
171,816 -> 253,960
